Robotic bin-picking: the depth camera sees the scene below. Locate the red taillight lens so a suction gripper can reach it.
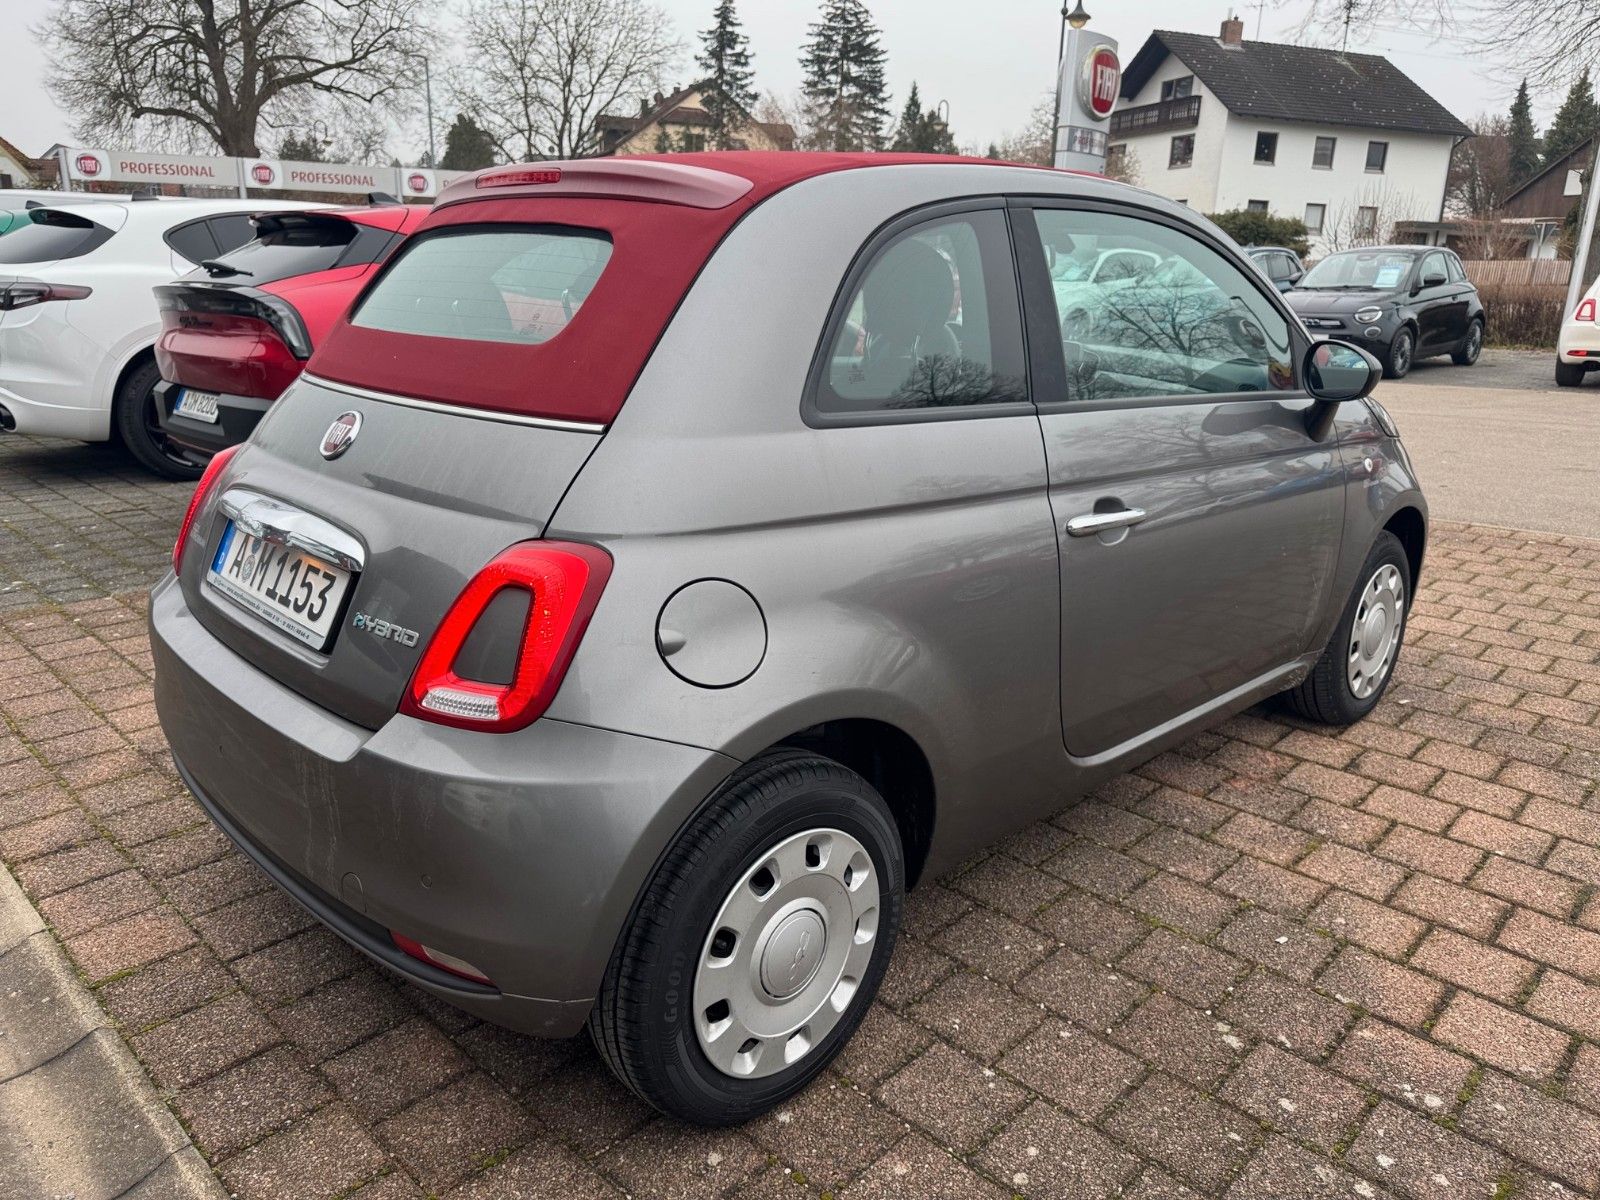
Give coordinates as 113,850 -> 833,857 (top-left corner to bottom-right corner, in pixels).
391,931 -> 494,985
172,444 -> 240,574
0,282 -> 93,310
476,168 -> 562,188
401,541 -> 612,732
1577,298 -> 1597,323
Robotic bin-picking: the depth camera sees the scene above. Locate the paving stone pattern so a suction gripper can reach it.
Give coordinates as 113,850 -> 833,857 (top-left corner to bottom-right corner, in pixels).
3,432 -> 1600,1197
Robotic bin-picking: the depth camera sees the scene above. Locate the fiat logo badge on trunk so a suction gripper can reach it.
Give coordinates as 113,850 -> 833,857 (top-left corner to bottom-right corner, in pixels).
320,411 -> 362,459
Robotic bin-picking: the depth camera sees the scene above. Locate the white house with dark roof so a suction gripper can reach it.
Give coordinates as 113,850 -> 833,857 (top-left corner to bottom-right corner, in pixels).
1109,18 -> 1470,253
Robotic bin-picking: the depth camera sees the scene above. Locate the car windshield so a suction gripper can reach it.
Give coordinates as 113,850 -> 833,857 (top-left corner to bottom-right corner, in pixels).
0,208 -> 116,264
1300,250 -> 1415,291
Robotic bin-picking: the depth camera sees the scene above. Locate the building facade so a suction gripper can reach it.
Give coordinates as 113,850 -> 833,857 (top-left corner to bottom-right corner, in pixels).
0,136 -> 38,189
1109,21 -> 1469,254
598,85 -> 795,157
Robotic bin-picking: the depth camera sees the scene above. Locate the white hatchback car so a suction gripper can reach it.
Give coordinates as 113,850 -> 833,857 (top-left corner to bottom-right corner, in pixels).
0,197 -> 315,476
1557,274 -> 1599,387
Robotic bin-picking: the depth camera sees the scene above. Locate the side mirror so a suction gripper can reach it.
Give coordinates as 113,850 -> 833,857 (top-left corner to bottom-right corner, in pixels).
1302,339 -> 1381,439
1422,270 -> 1447,287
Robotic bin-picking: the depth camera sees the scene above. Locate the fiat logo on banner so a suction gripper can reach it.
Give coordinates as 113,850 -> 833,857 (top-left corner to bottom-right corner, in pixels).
407,172 -> 429,194
1079,46 -> 1121,121
251,162 -> 276,185
75,152 -> 103,177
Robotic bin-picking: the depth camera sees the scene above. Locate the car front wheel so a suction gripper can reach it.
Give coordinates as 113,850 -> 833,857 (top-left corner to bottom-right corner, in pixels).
1451,319 -> 1483,365
1382,328 -> 1414,379
1282,530 -> 1410,726
113,358 -> 203,480
589,750 -> 904,1125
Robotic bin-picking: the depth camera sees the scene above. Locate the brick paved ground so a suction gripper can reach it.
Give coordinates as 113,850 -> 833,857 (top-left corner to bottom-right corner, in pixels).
3,431 -> 1600,1198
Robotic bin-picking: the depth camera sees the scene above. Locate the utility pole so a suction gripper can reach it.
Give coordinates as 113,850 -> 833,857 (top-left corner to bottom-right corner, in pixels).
423,56 -> 438,166
1563,137 -> 1600,325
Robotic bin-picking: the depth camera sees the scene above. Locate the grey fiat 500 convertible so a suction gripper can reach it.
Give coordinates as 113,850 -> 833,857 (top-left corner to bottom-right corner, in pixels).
153,152 -> 1425,1124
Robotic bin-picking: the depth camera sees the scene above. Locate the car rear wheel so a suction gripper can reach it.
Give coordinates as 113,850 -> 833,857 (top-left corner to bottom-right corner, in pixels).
113,358 -> 203,480
588,749 -> 904,1125
1451,319 -> 1483,365
1382,328 -> 1414,379
1282,531 -> 1410,726
1556,360 -> 1587,387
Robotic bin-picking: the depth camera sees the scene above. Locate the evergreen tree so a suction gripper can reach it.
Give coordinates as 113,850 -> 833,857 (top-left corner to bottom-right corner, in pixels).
276,131 -> 327,162
696,1 -> 758,150
1542,68 -> 1600,169
654,128 -> 675,153
440,114 -> 496,170
800,0 -> 892,151
890,82 -> 957,154
1507,79 -> 1542,183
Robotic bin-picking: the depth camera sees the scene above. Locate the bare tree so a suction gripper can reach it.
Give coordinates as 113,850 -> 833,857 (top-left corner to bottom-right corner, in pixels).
1446,113 -> 1513,218
453,0 -> 680,161
1319,182 -> 1421,251
1293,0 -> 1590,91
37,0 -> 433,156
988,94 -> 1054,167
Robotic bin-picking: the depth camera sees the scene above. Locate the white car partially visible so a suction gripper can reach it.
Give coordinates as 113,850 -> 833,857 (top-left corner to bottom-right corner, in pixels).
0,188 -> 135,208
0,197 -> 316,477
1557,275 -> 1600,387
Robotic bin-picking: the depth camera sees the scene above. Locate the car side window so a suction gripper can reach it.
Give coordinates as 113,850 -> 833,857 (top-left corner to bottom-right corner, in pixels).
1419,251 -> 1448,287
1445,253 -> 1468,284
1261,254 -> 1289,282
815,209 -> 1028,415
165,219 -> 219,265
1030,208 -> 1296,402
208,214 -> 261,255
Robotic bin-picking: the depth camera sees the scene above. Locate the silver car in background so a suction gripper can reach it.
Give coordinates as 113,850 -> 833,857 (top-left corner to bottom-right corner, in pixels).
152,153 -> 1425,1125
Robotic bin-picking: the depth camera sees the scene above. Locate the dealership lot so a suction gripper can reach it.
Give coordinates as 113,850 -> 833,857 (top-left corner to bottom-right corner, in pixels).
3,375 -> 1600,1198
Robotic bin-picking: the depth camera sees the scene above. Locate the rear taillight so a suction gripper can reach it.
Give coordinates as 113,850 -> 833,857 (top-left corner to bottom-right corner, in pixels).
172,445 -> 240,574
1577,298 -> 1597,323
401,541 -> 612,733
391,932 -> 494,985
0,282 -> 92,310
156,285 -> 312,357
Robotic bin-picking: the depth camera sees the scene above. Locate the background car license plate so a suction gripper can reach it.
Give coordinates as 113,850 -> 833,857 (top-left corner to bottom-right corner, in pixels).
175,388 -> 220,423
207,522 -> 352,650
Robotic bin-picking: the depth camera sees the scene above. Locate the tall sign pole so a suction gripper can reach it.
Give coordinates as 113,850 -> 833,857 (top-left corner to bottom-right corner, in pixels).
1563,138 -> 1600,324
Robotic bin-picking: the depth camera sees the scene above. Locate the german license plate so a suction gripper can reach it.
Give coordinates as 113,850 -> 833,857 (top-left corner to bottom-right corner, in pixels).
174,388 -> 220,423
207,522 -> 352,650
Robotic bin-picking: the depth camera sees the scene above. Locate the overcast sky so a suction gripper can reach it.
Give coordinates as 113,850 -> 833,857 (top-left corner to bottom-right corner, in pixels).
0,0 -> 1564,162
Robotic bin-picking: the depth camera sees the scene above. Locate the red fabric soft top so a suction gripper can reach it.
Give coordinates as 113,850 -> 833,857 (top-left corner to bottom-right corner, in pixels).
306,152 -> 1042,426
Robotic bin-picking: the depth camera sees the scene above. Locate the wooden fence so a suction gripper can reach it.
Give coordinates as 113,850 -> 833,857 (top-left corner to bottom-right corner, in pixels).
1457,259 -> 1571,287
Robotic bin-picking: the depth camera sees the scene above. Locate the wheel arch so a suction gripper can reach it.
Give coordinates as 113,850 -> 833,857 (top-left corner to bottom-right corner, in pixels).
1383,505 -> 1427,605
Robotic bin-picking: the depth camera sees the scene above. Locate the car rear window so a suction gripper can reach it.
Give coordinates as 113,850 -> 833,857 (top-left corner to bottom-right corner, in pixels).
202,214 -> 393,284
350,226 -> 613,345
0,209 -> 116,264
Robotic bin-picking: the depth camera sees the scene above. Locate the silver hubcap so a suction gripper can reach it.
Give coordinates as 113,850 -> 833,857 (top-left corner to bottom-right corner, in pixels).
1348,563 -> 1404,699
693,828 -> 880,1079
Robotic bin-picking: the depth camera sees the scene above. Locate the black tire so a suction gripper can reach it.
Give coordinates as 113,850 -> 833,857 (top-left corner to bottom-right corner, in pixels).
1283,530 -> 1411,726
1382,327 -> 1414,379
588,749 -> 904,1125
1556,360 -> 1587,387
112,357 -> 203,480
1451,319 -> 1483,366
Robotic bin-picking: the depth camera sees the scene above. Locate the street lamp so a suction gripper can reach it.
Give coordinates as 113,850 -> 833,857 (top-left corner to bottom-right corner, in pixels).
1049,1 -> 1091,165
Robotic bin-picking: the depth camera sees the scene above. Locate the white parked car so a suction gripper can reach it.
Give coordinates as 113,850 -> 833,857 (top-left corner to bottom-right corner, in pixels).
1,188 -> 136,208
1557,275 -> 1599,387
0,197 -> 316,477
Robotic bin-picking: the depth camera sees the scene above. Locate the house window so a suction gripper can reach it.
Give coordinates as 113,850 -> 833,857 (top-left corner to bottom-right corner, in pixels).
1304,203 -> 1326,233
1254,132 -> 1278,164
1356,206 -> 1379,237
1365,140 -> 1388,172
0,172 -> 12,189
1313,136 -> 1336,169
679,132 -> 707,153
1247,199 -> 1269,213
1169,134 -> 1194,169
1160,75 -> 1195,101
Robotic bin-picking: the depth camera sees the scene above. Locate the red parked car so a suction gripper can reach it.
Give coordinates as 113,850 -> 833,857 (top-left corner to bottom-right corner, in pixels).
154,200 -> 429,456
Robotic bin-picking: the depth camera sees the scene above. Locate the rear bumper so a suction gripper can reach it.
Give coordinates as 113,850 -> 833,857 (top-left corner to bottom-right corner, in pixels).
0,382 -> 109,440
150,573 -> 738,1037
155,379 -> 272,456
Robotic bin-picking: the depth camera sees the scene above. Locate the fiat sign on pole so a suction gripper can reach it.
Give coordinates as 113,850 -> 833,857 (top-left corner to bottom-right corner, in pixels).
1055,31 -> 1119,172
